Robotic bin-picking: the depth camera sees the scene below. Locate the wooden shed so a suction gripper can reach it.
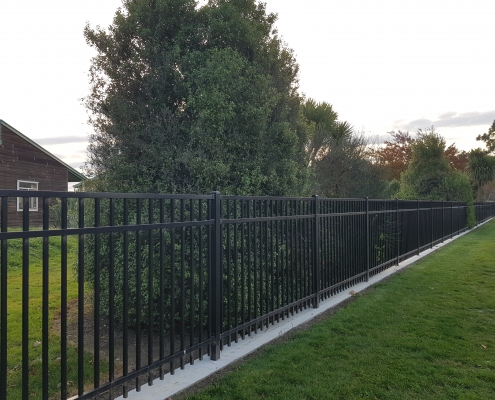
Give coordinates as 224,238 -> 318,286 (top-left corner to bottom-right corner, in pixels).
0,119 -> 85,227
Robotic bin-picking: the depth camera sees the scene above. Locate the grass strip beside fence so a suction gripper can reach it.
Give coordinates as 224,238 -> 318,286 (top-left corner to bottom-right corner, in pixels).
4,236 -> 96,399
184,219 -> 495,400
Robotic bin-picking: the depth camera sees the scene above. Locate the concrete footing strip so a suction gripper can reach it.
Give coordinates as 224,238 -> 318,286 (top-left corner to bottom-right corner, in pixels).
118,219 -> 492,400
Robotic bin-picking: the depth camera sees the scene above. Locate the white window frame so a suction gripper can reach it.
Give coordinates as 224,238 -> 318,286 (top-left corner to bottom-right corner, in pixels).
17,180 -> 38,211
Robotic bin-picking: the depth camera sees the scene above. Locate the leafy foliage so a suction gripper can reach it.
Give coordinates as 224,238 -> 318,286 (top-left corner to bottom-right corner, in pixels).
374,131 -> 468,182
476,119 -> 495,154
312,133 -> 387,198
467,148 -> 495,200
444,144 -> 469,171
84,0 -> 307,196
302,99 -> 339,167
300,98 -> 387,198
396,127 -> 475,226
49,198 -> 79,228
373,130 -> 415,181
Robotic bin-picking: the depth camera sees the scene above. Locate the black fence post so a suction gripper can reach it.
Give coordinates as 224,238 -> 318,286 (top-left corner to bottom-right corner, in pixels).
366,197 -> 370,282
210,191 -> 222,361
42,198 -> 49,400
22,197 -> 30,400
441,201 -> 444,242
430,201 -> 434,249
396,198 -> 400,266
417,199 -> 420,256
77,198 -> 85,397
0,196 -> 7,400
457,205 -> 461,235
312,195 -> 320,308
450,201 -> 453,239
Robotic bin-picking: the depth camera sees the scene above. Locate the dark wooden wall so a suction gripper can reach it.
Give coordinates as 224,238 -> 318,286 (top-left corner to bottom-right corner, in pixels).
0,124 -> 68,228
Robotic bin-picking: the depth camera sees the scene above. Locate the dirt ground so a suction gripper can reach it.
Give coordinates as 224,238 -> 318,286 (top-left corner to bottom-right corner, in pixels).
51,280 -> 390,400
52,297 -> 210,399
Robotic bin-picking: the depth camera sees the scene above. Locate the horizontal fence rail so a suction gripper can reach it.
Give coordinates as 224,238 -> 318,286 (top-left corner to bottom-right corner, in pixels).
0,190 -> 494,400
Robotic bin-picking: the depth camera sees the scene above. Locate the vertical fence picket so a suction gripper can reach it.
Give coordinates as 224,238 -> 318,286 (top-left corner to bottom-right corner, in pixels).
159,198 -> 165,375
396,198 -> 400,266
93,198 -> 101,390
210,191 -> 221,361
189,198 -> 195,363
240,200 -> 246,334
442,201 -> 445,243
123,198 -> 129,396
417,199 -> 420,255
0,197 -> 6,400
22,197 -> 30,400
170,198 -> 176,375
450,201 -> 454,239
312,195 -> 320,308
147,199 -> 154,379
77,197 -> 85,396
135,199 -> 142,392
198,199 -> 205,358
60,197 -> 68,400
180,199 -> 185,369
365,198 -> 370,282
109,198 -> 116,389
42,198 -> 49,400
430,202 -> 434,248
247,201 -> 252,334
234,200 -> 239,338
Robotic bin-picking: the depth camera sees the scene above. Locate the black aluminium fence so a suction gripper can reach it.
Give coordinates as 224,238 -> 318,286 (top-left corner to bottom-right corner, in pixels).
0,190 -> 494,400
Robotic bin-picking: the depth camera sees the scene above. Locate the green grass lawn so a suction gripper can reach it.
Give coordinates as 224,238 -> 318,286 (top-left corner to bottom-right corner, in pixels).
4,235 -> 96,399
183,220 -> 495,400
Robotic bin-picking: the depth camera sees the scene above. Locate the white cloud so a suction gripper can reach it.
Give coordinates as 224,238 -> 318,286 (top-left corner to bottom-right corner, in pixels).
2,0 -> 494,167
397,110 -> 495,131
36,136 -> 88,145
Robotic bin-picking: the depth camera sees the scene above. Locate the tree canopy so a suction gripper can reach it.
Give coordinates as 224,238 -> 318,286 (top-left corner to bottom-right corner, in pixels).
374,130 -> 468,181
397,127 -> 474,206
373,131 -> 414,181
84,0 -> 307,195
444,144 -> 469,172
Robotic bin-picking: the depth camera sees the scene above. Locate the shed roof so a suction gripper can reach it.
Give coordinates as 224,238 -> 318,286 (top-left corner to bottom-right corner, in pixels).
0,119 -> 86,182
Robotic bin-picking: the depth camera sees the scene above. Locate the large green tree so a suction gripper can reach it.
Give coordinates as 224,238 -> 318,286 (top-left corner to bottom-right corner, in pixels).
398,127 -> 451,198
84,0 -> 306,195
397,127 -> 475,225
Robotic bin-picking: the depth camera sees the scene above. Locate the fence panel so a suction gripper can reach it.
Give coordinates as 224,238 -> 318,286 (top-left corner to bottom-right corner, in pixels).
0,190 -> 493,400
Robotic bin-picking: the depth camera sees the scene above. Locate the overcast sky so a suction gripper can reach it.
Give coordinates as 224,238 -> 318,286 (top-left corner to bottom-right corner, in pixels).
1,0 -> 494,173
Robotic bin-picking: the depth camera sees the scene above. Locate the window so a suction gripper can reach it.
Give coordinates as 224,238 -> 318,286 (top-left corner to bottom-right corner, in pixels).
17,180 -> 38,211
